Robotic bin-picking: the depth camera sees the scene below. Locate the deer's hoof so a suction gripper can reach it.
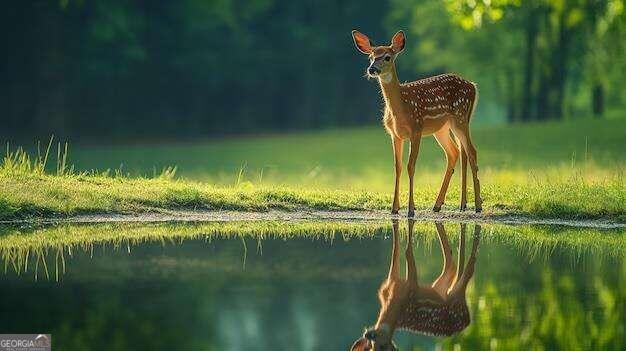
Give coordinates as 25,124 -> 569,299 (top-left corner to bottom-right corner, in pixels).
433,205 -> 442,213
475,207 -> 483,213
391,209 -> 399,215
460,205 -> 467,212
407,210 -> 415,218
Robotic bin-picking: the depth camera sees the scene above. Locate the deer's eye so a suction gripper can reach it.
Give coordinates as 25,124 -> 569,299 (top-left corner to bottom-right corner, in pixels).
385,56 -> 391,61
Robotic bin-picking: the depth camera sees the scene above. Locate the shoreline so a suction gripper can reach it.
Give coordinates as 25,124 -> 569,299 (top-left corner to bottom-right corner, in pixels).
2,209 -> 623,230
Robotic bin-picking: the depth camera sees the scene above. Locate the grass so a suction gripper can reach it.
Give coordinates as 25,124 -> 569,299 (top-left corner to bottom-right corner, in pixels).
0,117 -> 624,221
1,220 -> 624,279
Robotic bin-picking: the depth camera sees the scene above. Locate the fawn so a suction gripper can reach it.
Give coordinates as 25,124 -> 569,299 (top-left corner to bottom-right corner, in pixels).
351,30 -> 482,216
350,220 -> 480,351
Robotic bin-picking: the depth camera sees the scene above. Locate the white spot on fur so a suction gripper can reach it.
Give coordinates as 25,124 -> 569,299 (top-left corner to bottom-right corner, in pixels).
423,113 -> 447,120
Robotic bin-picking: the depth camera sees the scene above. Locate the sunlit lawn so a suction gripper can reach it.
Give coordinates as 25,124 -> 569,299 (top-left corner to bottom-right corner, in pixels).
69,117 -> 624,192
0,117 -> 624,221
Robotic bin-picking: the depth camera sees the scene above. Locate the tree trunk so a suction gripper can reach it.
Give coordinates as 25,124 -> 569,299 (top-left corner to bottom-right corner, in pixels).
550,11 -> 570,120
521,7 -> 539,121
535,69 -> 550,121
592,84 -> 604,117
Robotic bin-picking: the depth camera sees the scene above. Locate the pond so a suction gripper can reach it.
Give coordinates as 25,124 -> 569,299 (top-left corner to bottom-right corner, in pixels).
0,220 -> 624,350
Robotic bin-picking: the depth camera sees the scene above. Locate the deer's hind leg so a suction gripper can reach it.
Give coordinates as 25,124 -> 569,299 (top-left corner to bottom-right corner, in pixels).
450,119 -> 482,212
450,224 -> 481,296
459,143 -> 468,211
433,126 -> 459,212
450,223 -> 467,292
431,222 -> 457,297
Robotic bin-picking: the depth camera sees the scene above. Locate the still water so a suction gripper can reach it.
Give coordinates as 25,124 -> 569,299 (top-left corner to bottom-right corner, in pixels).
0,220 -> 624,350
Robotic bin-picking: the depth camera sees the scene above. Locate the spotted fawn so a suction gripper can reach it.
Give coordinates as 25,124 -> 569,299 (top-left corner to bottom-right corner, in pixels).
351,30 -> 483,215
350,220 -> 480,351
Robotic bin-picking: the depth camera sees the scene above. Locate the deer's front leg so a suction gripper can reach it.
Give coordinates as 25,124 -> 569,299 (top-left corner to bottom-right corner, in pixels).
391,136 -> 403,214
405,219 -> 418,284
407,135 -> 421,217
388,219 -> 401,280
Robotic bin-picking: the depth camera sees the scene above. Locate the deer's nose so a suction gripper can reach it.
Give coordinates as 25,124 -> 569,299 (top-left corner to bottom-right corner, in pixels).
368,66 -> 380,75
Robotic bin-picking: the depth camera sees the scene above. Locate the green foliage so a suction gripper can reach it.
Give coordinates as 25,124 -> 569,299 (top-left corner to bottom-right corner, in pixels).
2,1 -> 624,139
1,0 -> 388,138
389,0 -> 626,122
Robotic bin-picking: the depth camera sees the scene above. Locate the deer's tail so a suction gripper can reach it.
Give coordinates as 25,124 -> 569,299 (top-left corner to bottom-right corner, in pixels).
468,82 -> 478,122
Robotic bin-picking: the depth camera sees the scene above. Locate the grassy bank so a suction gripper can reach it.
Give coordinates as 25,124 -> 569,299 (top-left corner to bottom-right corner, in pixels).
0,167 -> 623,221
1,117 -> 624,222
2,221 -> 624,278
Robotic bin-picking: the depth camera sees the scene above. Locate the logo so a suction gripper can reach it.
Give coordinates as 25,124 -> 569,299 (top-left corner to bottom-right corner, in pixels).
0,334 -> 51,351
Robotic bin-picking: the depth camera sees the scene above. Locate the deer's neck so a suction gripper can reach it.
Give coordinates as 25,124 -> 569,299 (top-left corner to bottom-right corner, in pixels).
375,307 -> 399,331
376,303 -> 404,332
375,280 -> 410,332
378,67 -> 405,119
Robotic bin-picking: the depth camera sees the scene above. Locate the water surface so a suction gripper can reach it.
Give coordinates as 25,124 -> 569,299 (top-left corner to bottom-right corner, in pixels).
0,220 -> 623,350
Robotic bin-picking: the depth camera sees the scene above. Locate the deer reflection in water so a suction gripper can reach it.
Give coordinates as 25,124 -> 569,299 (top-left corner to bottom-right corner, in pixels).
351,220 -> 481,351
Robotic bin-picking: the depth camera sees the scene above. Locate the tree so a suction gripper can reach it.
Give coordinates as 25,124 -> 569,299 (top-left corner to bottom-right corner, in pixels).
391,0 -> 626,122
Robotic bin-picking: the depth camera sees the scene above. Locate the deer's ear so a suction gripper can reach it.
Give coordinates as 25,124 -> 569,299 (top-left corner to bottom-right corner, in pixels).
350,337 -> 370,351
352,30 -> 373,54
391,30 -> 406,54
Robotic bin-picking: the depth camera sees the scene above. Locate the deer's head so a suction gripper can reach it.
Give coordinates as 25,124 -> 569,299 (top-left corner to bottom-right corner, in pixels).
350,326 -> 398,351
351,30 -> 406,82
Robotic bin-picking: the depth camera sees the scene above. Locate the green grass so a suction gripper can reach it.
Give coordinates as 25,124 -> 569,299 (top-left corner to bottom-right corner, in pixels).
1,220 -> 624,279
1,117 -> 624,221
2,220 -> 624,280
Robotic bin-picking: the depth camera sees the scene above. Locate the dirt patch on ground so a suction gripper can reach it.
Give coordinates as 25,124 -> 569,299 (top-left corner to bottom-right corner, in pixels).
7,209 -> 623,229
